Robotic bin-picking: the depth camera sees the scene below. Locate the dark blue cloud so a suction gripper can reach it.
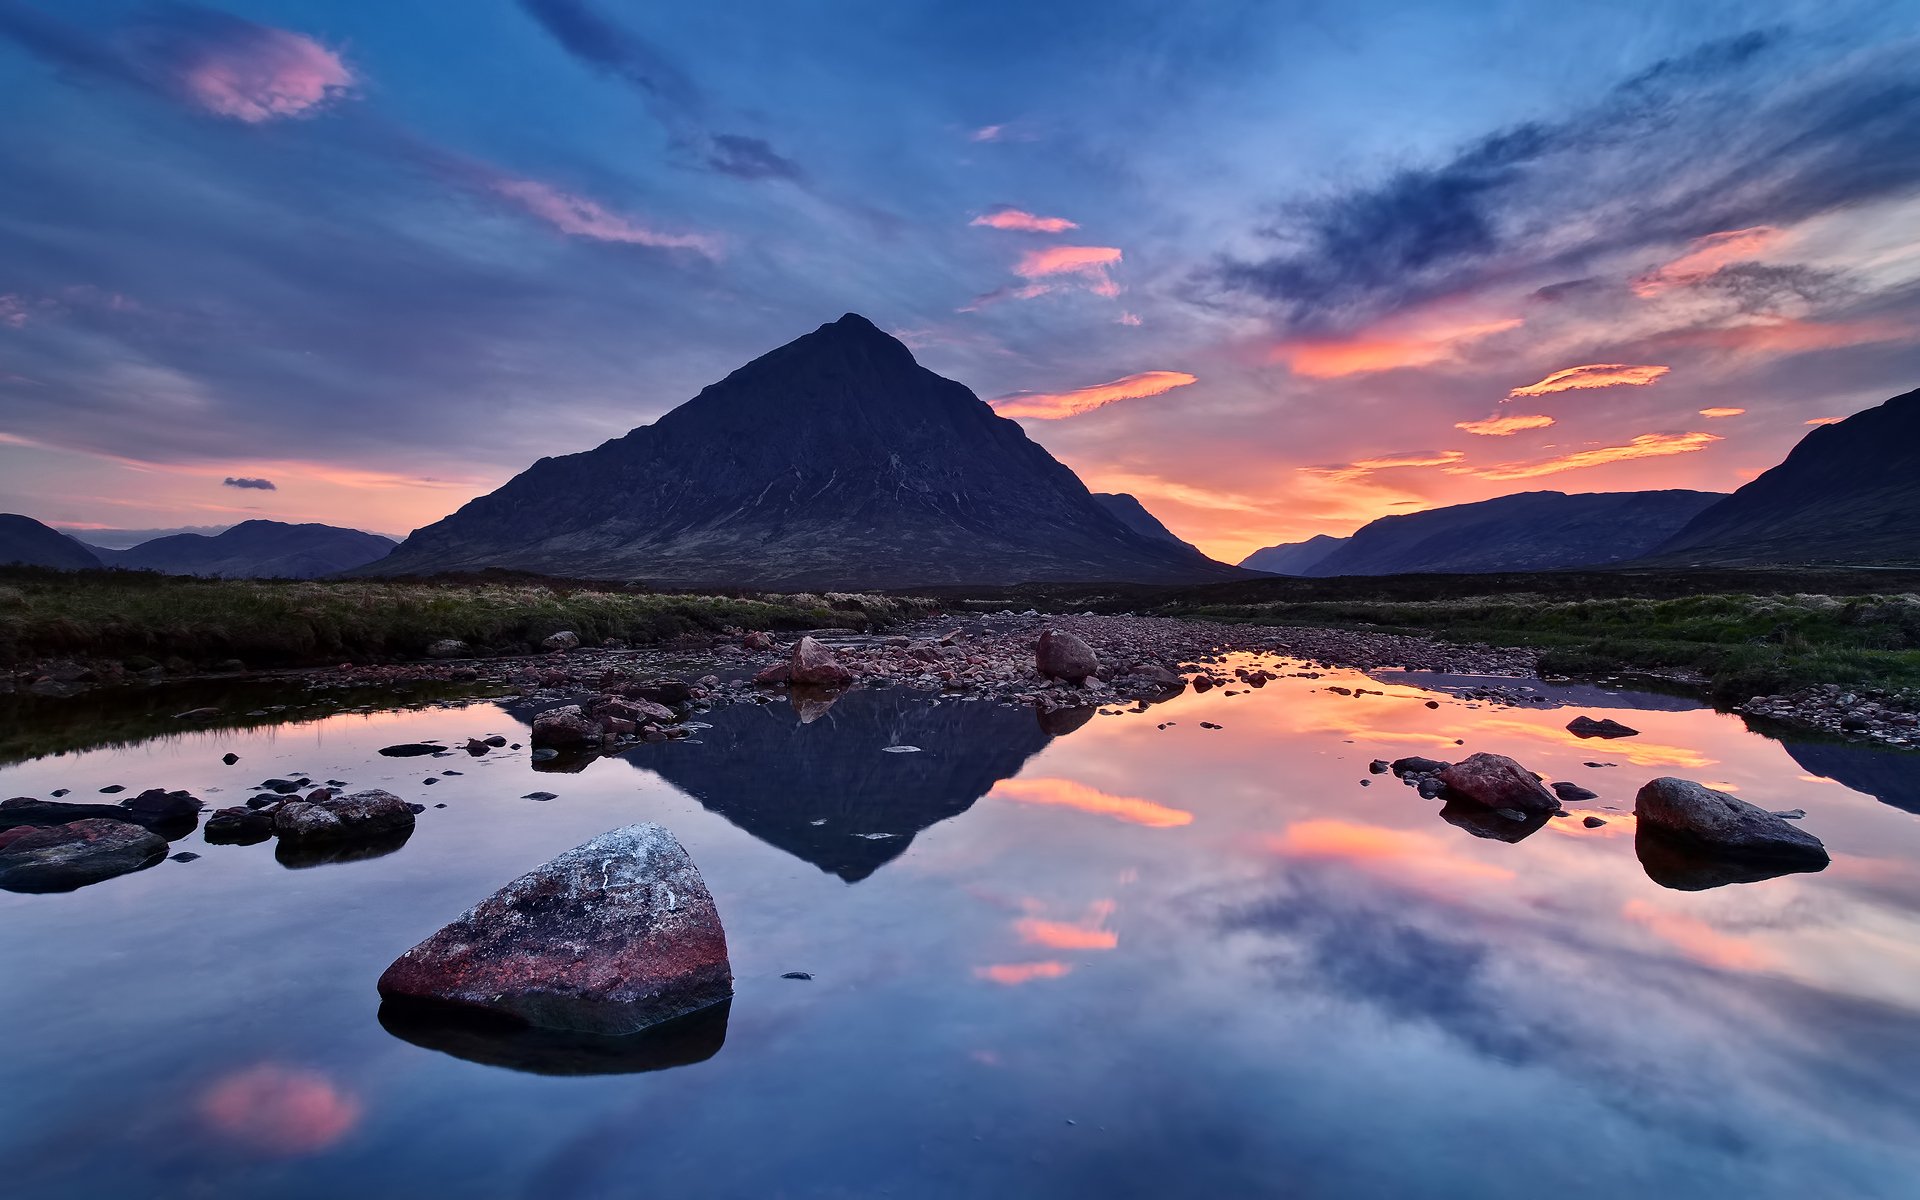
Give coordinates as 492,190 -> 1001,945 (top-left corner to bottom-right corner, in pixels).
222,476 -> 275,490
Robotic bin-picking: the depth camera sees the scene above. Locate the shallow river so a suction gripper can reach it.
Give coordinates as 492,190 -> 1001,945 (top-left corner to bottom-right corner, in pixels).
3,656 -> 1920,1198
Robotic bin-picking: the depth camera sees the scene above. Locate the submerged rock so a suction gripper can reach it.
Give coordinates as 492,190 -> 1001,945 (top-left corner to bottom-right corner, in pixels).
1390,756 -> 1451,778
0,819 -> 168,893
204,806 -> 274,845
1437,753 -> 1559,815
1551,781 -> 1599,803
1567,716 -> 1640,739
377,823 -> 732,1035
273,789 -> 416,846
1035,628 -> 1099,683
377,744 -> 443,758
1634,778 -> 1829,868
788,636 -> 854,688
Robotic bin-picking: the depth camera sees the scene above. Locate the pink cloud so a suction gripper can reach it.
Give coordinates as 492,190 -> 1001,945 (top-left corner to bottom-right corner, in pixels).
971,209 -> 1079,233
173,25 -> 355,123
1273,317 -> 1521,379
1507,363 -> 1670,398
1117,311 -> 1141,326
1633,227 -> 1784,297
1013,244 -> 1123,296
0,295 -> 27,329
991,370 -> 1196,420
490,178 -> 720,257
970,124 -> 1006,143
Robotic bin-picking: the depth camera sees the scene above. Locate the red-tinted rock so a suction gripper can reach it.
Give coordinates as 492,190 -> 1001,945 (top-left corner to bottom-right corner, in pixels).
0,818 -> 168,893
788,636 -> 854,687
531,705 -> 602,749
1035,628 -> 1099,683
741,630 -> 774,651
273,789 -> 416,845
753,661 -> 791,685
377,823 -> 732,1035
1436,753 -> 1558,815
0,824 -> 34,851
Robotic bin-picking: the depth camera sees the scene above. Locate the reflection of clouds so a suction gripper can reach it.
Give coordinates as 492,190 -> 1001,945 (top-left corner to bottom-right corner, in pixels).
199,1064 -> 362,1154
1270,820 -> 1515,888
1016,899 -> 1118,950
988,777 -> 1192,827
1623,899 -> 1776,971
1475,717 -> 1716,770
974,961 -> 1071,986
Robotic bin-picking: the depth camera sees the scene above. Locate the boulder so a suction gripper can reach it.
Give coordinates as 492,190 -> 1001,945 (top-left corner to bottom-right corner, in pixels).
204,806 -> 275,845
1390,756 -> 1451,778
1035,629 -> 1099,683
788,636 -> 854,687
542,630 -> 581,651
1437,753 -> 1559,815
1551,781 -> 1598,803
1634,778 -> 1829,866
273,789 -> 416,846
121,788 -> 201,822
377,823 -> 732,1035
531,705 -> 602,749
629,679 -> 694,707
0,819 -> 168,893
752,661 -> 791,686
0,794 -> 193,836
425,638 -> 469,659
1130,662 -> 1185,690
740,630 -> 774,651
1568,716 -> 1640,739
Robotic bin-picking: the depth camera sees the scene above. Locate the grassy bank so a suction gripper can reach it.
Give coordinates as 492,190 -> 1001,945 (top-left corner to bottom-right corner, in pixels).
0,569 -> 934,670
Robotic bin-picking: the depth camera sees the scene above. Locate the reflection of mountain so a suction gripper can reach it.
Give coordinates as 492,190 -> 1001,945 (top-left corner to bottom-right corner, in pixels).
1780,739 -> 1920,815
639,690 -> 1059,882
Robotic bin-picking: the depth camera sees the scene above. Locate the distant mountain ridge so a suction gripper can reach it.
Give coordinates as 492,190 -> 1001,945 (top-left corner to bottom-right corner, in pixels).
1648,387 -> 1920,566
1248,490 -> 1725,577
1240,533 -> 1350,575
97,520 -> 397,579
0,514 -> 104,570
1091,492 -> 1202,555
365,314 -> 1247,588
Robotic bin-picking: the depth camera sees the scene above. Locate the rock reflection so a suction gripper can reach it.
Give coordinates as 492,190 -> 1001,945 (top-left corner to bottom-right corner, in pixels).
638,691 -> 1061,881
1438,798 -> 1550,843
274,827 -> 413,869
1635,826 -> 1829,891
378,997 -> 729,1076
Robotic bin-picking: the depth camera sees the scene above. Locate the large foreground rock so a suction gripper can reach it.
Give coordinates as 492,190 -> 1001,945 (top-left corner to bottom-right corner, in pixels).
531,705 -> 603,749
1036,628 -> 1099,683
273,789 -> 416,845
377,823 -> 732,1035
788,636 -> 854,687
1634,777 -> 1829,865
1437,753 -> 1559,815
0,819 -> 168,893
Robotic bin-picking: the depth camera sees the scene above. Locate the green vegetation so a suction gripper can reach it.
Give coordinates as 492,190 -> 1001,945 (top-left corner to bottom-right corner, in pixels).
0,569 -> 934,669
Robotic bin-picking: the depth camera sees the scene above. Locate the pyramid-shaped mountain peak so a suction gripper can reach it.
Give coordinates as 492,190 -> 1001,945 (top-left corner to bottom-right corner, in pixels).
369,317 -> 1244,589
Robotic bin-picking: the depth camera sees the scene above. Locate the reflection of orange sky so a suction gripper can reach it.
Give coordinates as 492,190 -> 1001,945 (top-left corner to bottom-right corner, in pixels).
1622,899 -> 1775,972
1015,899 -> 1118,950
1271,819 -> 1515,886
199,1064 -> 363,1154
1474,718 -> 1716,769
988,777 -> 1193,827
975,961 -> 1072,985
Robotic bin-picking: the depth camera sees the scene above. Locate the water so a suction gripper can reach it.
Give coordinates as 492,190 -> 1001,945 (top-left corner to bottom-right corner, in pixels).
3,658 -> 1920,1198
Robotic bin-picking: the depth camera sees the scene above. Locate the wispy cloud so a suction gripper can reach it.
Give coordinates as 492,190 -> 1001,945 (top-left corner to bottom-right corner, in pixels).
987,777 -> 1192,827
489,177 -> 721,256
222,476 -> 275,490
1456,413 -> 1555,436
991,370 -> 1195,419
1507,363 -> 1669,398
969,124 -> 1005,143
1461,431 -> 1721,481
971,208 -> 1078,233
1632,226 -> 1784,297
1273,316 -> 1521,378
1013,244 -> 1124,297
1698,407 -> 1746,418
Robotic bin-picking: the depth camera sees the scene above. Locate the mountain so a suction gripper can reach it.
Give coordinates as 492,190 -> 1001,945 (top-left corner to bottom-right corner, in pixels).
1649,388 -> 1920,566
1294,490 -> 1725,576
100,520 -> 397,578
1091,492 -> 1202,554
365,315 -> 1246,589
0,514 -> 104,570
1240,533 -> 1350,575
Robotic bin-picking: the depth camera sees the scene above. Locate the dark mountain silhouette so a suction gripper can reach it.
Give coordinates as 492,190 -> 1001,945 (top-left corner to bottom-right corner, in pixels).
1091,492 -> 1202,554
0,514 -> 103,569
365,314 -> 1246,588
97,520 -> 396,578
633,688 -> 1063,881
1649,388 -> 1920,566
1240,533 -> 1350,575
1280,490 -> 1723,576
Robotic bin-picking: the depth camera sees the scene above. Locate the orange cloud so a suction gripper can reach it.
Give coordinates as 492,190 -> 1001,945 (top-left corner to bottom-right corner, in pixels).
1274,318 -> 1522,379
1300,449 -> 1466,486
490,178 -> 720,256
199,1064 -> 362,1154
1507,363 -> 1670,398
1009,244 -> 1124,297
1456,414 -> 1556,436
1622,900 -> 1774,972
1460,431 -> 1721,481
972,209 -> 1078,233
1805,416 -> 1843,425
992,370 -> 1196,419
1271,819 -> 1514,884
1015,918 -> 1118,951
1698,407 -> 1746,418
975,961 -> 1072,985
988,777 -> 1193,827
1633,227 -> 1783,297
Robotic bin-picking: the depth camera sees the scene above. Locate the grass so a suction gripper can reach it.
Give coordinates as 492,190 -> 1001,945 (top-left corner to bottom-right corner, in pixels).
0,568 -> 936,670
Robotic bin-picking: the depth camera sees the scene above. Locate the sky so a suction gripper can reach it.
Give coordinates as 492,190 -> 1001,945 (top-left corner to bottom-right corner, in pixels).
1,0 -> 1917,562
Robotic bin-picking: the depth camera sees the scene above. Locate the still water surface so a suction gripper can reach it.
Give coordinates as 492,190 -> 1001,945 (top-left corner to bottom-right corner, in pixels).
3,657 -> 1919,1198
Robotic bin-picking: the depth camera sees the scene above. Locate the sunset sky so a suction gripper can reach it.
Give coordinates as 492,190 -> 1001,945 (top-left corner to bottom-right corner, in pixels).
2,0 -> 1918,562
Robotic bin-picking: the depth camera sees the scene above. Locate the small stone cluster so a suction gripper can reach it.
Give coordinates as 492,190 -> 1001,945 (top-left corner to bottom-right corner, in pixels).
1735,684 -> 1920,747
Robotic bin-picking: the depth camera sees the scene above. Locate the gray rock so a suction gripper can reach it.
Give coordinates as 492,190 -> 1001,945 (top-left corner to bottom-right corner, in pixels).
204,806 -> 275,845
377,823 -> 732,1035
1391,756 -> 1452,778
273,789 -> 416,845
531,705 -> 602,749
0,819 -> 168,893
1634,778 -> 1828,865
1437,753 -> 1559,815
425,638 -> 469,658
542,630 -> 581,652
1035,629 -> 1099,683
1551,781 -> 1598,803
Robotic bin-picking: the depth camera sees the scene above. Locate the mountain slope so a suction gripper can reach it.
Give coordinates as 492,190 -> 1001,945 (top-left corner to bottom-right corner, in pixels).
102,521 -> 397,578
1240,534 -> 1350,575
1092,492 -> 1202,554
0,514 -> 103,570
367,314 -> 1246,588
1300,490 -> 1725,576
1648,388 -> 1920,566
